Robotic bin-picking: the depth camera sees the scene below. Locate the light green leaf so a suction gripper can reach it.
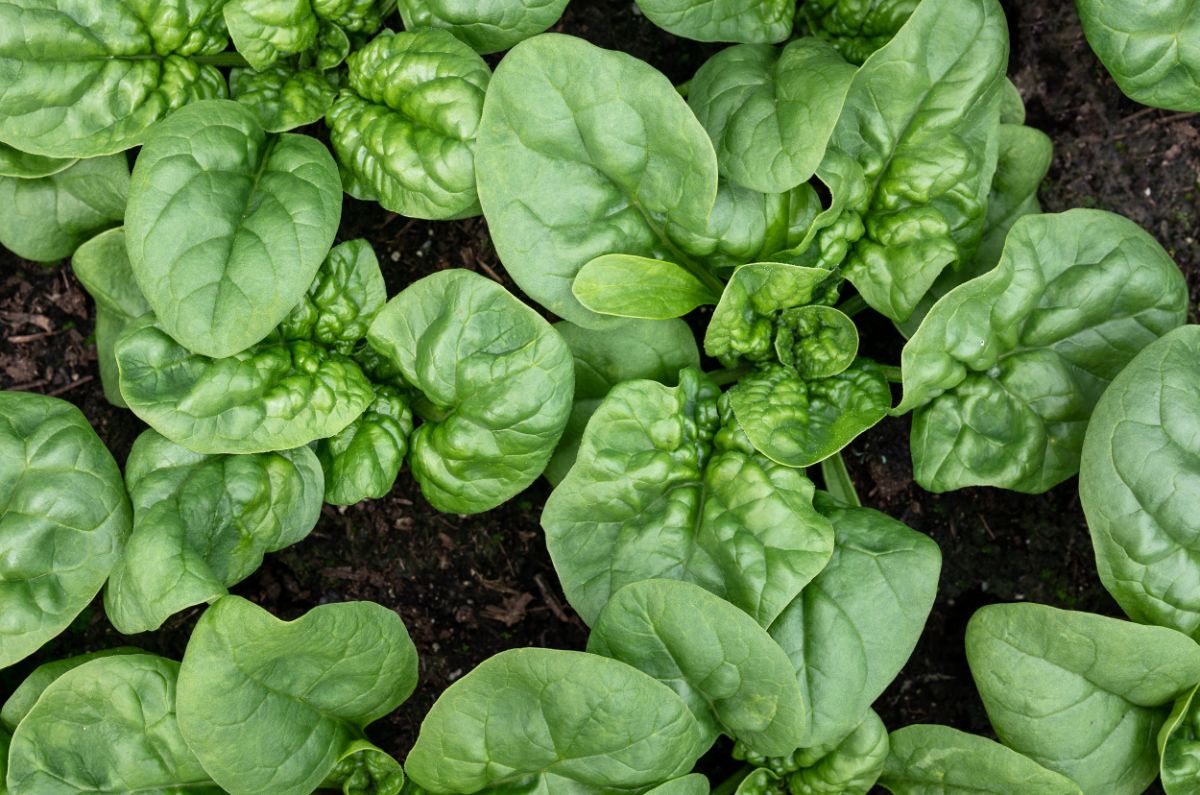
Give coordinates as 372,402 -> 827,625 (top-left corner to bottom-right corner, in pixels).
789,709 -> 889,795
1,649 -> 143,732
323,740 -> 406,795
397,0 -> 570,54
573,254 -> 720,319
1080,326 -> 1200,639
774,305 -> 858,379
328,29 -> 491,220
0,393 -> 130,670
476,33 -> 719,328
313,0 -> 391,31
1161,683 -> 1200,795
104,430 -> 324,634
647,775 -> 711,795
0,154 -> 128,263
688,39 -> 854,193
318,386 -> 413,504
367,269 -> 573,514
878,724 -> 1083,795
7,655 -> 221,794
0,142 -> 75,179
405,648 -> 708,794
231,66 -> 338,132
543,369 -> 834,627
899,209 -> 1188,492
589,579 -> 808,756
634,0 -> 792,43
178,596 -> 417,795
0,0 -> 229,158
800,0 -> 918,64
966,602 -> 1200,795
224,0 -> 319,70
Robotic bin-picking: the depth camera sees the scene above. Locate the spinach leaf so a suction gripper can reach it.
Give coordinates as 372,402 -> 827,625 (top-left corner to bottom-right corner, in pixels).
878,724 -> 1084,794
7,654 -> 221,794
322,739 -> 406,795
1,649 -> 143,731
1080,325 -> 1200,639
366,269 -> 573,514
573,254 -> 721,320
966,602 -> 1200,794
126,99 -> 342,358
224,0 -> 320,70
0,393 -> 130,669
177,596 -> 417,795
633,0 -> 793,43
0,142 -> 75,179
799,0 -> 918,64
327,29 -> 491,220
104,430 -> 324,634
231,66 -> 339,133
405,648 -> 709,793
397,0 -> 570,54
1161,683 -> 1200,795
318,386 -> 413,505
543,369 -> 834,627
476,33 -> 720,328
898,210 -> 1188,493
0,154 -> 128,263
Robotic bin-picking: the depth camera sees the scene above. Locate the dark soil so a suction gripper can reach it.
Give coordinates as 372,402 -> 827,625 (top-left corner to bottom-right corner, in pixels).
2,0 -> 1198,790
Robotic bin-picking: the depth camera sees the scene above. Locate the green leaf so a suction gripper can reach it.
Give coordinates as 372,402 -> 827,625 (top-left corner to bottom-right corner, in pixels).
633,0 -> 793,43
1080,326 -> 1200,639
589,579 -> 808,756
788,709 -> 889,795
177,596 -> 417,795
0,154 -> 128,263
231,66 -> 339,133
546,318 -> 699,485
126,99 -> 342,358
899,209 -> 1188,493
7,654 -> 221,794
769,499 -> 940,747
116,316 -> 375,454
729,360 -> 890,468
397,0 -> 570,54
573,254 -> 721,319
966,602 -> 1200,795
405,648 -> 708,793
323,739 -> 406,795
543,369 -> 834,627
800,0 -> 918,64
276,238 -> 388,348
821,0 -> 1008,322
0,142 -> 75,179
104,430 -> 324,634
774,305 -> 858,379
688,39 -> 854,193
878,724 -> 1083,794
476,33 -> 719,328
224,0 -> 320,70
366,269 -> 574,514
1077,0 -> 1200,112
313,0 -> 391,31
0,0 -> 229,158
0,393 -> 130,670
0,725 -> 8,790
1,648 -> 143,732
318,386 -> 413,504
328,29 -> 491,220
1161,683 -> 1200,795
647,775 -> 711,795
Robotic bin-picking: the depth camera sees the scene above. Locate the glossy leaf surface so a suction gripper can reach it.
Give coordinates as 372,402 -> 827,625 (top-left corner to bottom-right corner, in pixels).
231,66 -> 338,132
397,0 -> 569,54
633,0 -> 792,43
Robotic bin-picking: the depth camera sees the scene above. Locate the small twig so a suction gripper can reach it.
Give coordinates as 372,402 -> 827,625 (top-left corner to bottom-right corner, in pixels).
6,379 -> 50,392
47,375 -> 93,396
533,574 -> 571,623
7,330 -> 61,343
476,259 -> 506,285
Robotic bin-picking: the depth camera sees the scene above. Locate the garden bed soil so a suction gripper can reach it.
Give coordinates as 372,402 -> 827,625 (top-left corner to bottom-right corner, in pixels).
1,1 -> 1198,789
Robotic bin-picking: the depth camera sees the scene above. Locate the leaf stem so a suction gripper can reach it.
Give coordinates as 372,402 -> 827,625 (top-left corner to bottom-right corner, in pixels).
835,293 -> 868,317
880,364 -> 903,383
820,452 -> 862,507
705,365 -> 751,387
711,765 -> 753,795
194,52 -> 251,68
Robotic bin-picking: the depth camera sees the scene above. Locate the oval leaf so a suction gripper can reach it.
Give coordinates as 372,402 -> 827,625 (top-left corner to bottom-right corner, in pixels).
231,66 -> 338,133
573,254 -> 720,320
397,0 -> 570,54
634,0 -> 793,43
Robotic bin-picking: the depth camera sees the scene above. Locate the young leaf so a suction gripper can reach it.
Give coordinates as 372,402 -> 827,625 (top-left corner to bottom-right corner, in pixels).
0,393 -> 130,670
0,142 -> 75,179
125,99 -> 342,358
633,0 -> 793,43
317,386 -> 412,505
1081,326 -> 1200,640
966,603 -> 1200,794
231,66 -> 338,133
366,269 -> 574,514
774,305 -> 858,379
322,739 -> 406,795
405,648 -> 708,793
224,0 -> 320,70
799,0 -> 918,64
899,209 -> 1187,493
177,596 -> 418,795
476,33 -> 719,328
789,709 -> 889,795
573,254 -> 721,319
396,0 -> 570,54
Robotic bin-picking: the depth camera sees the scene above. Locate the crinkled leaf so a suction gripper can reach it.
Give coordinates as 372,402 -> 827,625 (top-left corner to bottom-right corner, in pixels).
688,39 -> 854,193
573,254 -> 720,320
0,142 -> 75,179
405,648 -> 708,794
315,18 -> 352,68
769,498 -> 939,747
277,238 -> 387,348
7,655 -> 221,794
1080,326 -> 1200,639
367,269 -> 573,514
0,0 -> 228,158
116,315 -> 374,454
774,305 -> 858,379
1,648 -> 143,732
224,0 -> 319,70
318,386 -> 413,504
899,209 -> 1187,492
966,602 -> 1200,795
788,709 -> 888,795
397,0 -> 569,54
634,0 -> 792,43
126,99 -> 341,358
543,369 -> 834,627
821,0 -> 1007,322
328,29 -> 490,220
0,154 -> 128,263
104,430 -> 323,634
878,724 -> 1083,795
589,579 -> 808,756
231,66 -> 338,132
314,0 -> 390,31
178,596 -> 418,795
729,360 -> 890,468
476,33 -> 719,328
0,393 -> 130,669
800,0 -> 918,64
1077,0 -> 1200,112
322,740 -> 405,795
